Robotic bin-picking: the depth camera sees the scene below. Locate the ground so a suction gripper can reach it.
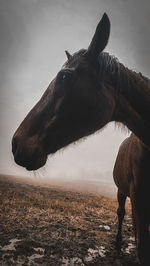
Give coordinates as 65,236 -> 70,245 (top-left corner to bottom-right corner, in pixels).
0,175 -> 139,266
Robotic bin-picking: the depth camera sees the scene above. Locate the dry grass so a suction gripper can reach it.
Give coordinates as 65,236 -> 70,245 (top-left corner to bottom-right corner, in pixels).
0,174 -> 139,266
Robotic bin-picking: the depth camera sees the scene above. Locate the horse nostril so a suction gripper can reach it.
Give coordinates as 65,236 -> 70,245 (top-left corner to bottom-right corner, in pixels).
12,136 -> 19,155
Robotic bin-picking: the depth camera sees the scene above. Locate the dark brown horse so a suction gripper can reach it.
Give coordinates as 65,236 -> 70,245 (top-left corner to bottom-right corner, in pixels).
12,13 -> 150,264
114,133 -> 150,265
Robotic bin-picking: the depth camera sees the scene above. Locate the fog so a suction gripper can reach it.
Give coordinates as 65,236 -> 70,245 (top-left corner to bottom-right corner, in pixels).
0,0 -> 150,186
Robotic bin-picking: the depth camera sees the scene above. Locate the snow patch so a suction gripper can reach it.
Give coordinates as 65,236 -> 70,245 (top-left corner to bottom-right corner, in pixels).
28,253 -> 44,265
99,224 -> 110,230
62,257 -> 83,265
125,243 -> 136,254
98,246 -> 106,257
85,246 -> 106,262
84,253 -> 93,262
62,257 -> 70,265
2,238 -> 21,251
33,247 -> 45,253
126,224 -> 131,227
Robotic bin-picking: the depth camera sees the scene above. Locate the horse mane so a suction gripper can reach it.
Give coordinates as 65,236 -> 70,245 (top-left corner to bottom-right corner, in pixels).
139,72 -> 150,85
64,49 -> 150,95
99,53 -> 150,95
98,52 -> 120,76
98,53 -> 150,134
98,52 -> 121,94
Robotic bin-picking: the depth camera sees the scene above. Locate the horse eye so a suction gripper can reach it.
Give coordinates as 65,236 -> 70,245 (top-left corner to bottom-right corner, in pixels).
62,74 -> 67,80
60,71 -> 72,82
56,71 -> 72,86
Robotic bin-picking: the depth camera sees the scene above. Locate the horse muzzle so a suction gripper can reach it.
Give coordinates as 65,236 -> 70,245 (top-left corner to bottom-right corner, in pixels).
12,135 -> 47,171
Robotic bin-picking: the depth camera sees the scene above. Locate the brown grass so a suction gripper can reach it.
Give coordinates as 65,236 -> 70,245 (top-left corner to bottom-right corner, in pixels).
0,174 -> 139,266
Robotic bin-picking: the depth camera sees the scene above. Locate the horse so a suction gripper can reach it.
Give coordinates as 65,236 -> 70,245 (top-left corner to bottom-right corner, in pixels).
113,133 -> 150,265
12,13 -> 150,264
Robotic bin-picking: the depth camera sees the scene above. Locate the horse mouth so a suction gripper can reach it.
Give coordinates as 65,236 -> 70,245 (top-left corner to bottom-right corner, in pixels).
25,158 -> 47,171
13,151 -> 48,171
26,166 -> 42,171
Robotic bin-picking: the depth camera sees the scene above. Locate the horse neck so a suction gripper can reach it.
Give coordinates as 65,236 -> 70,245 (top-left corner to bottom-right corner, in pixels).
114,65 -> 150,148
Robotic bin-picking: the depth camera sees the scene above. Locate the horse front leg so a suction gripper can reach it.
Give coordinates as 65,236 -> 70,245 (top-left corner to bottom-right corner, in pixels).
130,187 -> 150,265
136,208 -> 149,265
116,189 -> 127,252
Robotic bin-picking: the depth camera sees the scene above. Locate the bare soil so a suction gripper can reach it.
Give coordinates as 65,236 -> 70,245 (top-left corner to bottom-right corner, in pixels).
0,174 -> 139,266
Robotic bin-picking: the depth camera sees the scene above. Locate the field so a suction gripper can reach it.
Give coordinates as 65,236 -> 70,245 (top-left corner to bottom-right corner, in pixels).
0,174 -> 139,266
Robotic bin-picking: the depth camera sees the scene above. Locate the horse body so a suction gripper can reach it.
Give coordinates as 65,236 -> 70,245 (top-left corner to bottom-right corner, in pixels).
113,133 -> 150,265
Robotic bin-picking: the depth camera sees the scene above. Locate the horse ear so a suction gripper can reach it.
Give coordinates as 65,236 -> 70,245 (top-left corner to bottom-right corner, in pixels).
65,50 -> 72,60
86,13 -> 110,59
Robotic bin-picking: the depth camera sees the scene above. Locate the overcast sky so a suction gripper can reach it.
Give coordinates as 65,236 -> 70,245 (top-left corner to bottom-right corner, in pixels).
0,0 -> 150,181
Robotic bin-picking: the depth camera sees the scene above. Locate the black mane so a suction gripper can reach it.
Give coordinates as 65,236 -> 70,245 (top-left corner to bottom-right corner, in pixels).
139,72 -> 150,85
98,52 -> 120,76
64,49 -> 150,95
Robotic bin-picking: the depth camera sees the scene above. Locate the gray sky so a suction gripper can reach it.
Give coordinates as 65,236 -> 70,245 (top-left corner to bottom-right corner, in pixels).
0,0 -> 150,181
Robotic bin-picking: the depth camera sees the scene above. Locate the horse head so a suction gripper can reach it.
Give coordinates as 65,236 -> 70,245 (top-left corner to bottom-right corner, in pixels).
12,13 -> 116,170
